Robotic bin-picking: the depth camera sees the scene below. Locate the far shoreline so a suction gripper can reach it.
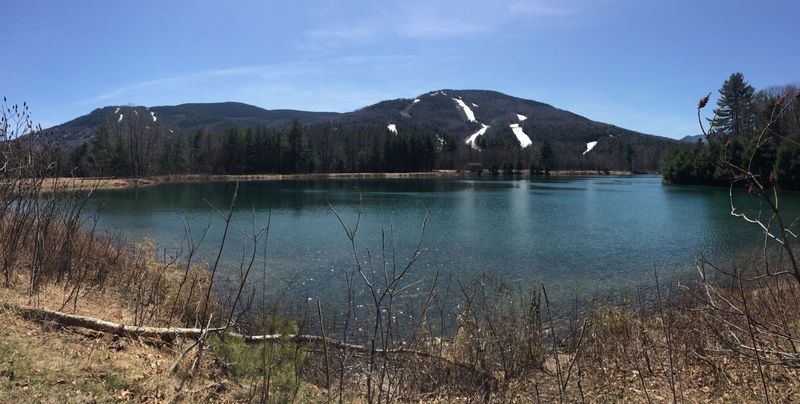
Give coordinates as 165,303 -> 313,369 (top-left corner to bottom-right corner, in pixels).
41,169 -> 657,192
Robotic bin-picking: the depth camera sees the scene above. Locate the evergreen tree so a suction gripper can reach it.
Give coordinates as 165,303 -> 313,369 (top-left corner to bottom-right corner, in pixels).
288,119 -> 305,173
710,72 -> 756,138
774,142 -> 800,190
539,141 -> 554,173
623,143 -> 634,171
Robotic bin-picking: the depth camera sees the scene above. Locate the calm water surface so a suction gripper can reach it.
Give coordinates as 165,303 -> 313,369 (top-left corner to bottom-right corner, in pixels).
87,176 -> 798,306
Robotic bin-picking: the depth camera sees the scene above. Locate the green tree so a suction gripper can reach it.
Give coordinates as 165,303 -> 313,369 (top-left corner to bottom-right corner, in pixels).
503,162 -> 515,176
287,119 -> 305,173
539,141 -> 554,173
623,143 -> 634,172
89,125 -> 125,176
774,142 -> 800,190
710,72 -> 756,138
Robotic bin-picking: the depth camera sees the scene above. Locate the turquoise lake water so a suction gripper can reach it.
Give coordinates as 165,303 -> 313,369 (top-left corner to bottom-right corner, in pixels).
86,175 -> 798,312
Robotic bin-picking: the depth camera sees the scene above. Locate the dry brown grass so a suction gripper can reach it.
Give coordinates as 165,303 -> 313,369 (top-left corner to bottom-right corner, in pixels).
351,272 -> 800,403
0,240 -> 327,403
0,302 -> 191,403
40,171 -> 465,193
0,235 -> 221,402
39,177 -> 153,192
0,197 -> 325,402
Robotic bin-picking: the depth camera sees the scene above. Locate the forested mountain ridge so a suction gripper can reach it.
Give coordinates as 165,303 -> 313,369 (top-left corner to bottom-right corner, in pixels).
48,102 -> 341,147
38,90 -> 688,177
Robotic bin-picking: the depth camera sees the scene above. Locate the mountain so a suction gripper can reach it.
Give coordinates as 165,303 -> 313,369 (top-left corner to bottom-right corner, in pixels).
43,90 -> 687,173
47,102 -> 340,146
341,89 -> 671,147
313,89 -> 684,170
679,134 -> 707,144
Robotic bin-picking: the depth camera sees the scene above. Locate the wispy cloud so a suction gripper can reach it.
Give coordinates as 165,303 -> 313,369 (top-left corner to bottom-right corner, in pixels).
396,17 -> 486,39
507,1 -> 576,16
304,24 -> 381,43
299,0 -> 583,50
74,53 -> 456,112
78,62 -> 321,105
305,16 -> 485,45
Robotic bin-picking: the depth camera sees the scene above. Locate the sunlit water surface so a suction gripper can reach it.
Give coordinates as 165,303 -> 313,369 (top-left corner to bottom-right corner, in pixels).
86,176 -> 798,317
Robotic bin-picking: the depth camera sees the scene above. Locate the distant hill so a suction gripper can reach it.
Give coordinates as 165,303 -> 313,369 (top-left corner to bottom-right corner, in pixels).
47,102 -> 340,146
43,90 -> 687,172
319,89 -> 684,170
679,134 -> 707,144
341,89 -> 673,145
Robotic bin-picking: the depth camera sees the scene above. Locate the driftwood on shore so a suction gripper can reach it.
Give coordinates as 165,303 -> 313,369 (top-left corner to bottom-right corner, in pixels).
3,302 -> 219,340
1,301 -> 362,345
1,301 -> 493,379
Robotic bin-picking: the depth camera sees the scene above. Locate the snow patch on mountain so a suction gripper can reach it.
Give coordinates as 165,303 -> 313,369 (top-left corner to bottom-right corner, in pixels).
114,107 -> 120,114
413,99 -> 420,104
117,114 -> 123,123
583,141 -> 598,155
465,124 -> 490,149
452,98 -> 477,122
472,103 -> 479,108
509,124 -> 532,148
516,114 -> 527,122
151,111 -> 157,122
387,124 -> 398,134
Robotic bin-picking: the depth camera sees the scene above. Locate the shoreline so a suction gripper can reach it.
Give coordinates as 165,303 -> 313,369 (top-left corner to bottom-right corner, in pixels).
42,169 -> 656,192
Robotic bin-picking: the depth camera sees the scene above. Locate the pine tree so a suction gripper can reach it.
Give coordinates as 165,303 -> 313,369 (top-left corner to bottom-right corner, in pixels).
709,72 -> 756,138
540,141 -> 554,173
774,142 -> 800,190
288,119 -> 304,172
623,143 -> 634,171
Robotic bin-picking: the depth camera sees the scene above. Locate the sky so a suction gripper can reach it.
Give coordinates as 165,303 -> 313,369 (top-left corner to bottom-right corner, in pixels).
3,0 -> 799,138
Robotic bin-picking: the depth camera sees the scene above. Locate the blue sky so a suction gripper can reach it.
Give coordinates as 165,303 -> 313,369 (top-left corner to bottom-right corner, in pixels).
4,0 -> 799,138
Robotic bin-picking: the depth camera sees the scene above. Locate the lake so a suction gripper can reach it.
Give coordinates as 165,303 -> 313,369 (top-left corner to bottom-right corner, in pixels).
86,175 -> 797,311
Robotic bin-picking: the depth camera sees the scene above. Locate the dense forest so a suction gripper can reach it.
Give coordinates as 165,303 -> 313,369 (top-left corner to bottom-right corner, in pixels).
662,73 -> 800,189
43,120 -> 666,177
37,117 -> 678,178
47,120 -> 440,177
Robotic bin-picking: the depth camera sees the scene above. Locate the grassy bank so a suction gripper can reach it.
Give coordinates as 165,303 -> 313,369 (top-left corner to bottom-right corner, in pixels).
3,246 -> 799,402
0,261 -> 324,402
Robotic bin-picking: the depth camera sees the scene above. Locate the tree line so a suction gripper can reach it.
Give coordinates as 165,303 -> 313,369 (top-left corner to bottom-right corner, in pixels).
662,73 -> 800,189
39,108 -> 679,178
52,119 -> 440,177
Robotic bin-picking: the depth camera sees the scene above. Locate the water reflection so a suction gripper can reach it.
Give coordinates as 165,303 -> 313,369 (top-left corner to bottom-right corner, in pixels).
86,176 -> 800,309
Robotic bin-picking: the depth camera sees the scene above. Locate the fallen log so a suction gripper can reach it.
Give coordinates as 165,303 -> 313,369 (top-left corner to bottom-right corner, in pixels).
0,301 -> 495,381
2,301 -> 221,340
2,301 -> 401,351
